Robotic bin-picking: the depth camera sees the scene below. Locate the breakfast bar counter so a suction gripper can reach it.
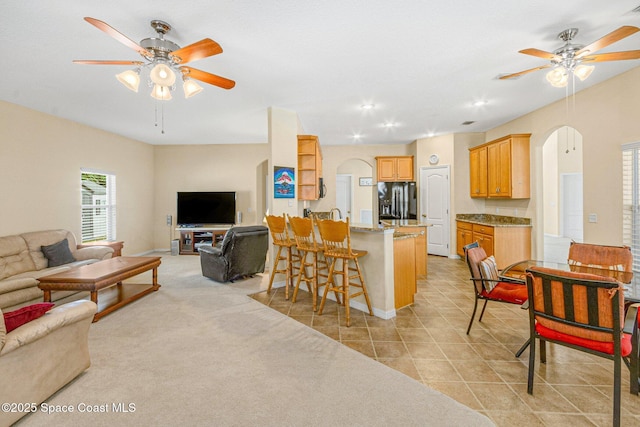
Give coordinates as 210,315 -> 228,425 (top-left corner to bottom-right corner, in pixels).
344,221 -> 430,319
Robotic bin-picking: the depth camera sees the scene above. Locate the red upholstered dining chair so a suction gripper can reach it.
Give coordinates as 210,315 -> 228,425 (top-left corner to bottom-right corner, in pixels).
463,242 -> 527,335
525,266 -> 639,427
463,242 -> 528,338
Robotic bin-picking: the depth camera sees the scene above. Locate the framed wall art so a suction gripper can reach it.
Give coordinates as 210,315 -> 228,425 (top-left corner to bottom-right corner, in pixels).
274,166 -> 295,198
359,177 -> 373,186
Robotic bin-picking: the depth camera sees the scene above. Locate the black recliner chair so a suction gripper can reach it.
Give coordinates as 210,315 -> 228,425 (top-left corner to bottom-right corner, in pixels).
198,225 -> 269,282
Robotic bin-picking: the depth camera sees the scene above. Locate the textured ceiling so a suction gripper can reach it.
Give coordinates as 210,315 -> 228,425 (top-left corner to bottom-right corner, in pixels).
1,1 -> 640,146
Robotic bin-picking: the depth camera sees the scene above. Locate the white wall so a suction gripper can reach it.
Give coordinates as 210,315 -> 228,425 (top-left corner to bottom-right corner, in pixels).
318,143 -> 414,215
337,158 -> 374,222
0,101 -> 155,255
268,107 -> 301,218
152,144 -> 270,248
543,132 -> 559,235
5,66 -> 639,259
485,66 -> 640,257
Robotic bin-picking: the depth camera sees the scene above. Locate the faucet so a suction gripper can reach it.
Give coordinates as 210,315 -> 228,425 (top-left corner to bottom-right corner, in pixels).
330,207 -> 342,220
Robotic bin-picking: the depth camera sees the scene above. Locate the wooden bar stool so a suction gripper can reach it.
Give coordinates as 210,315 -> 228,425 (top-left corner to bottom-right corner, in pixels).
287,215 -> 330,311
316,217 -> 373,326
265,214 -> 299,299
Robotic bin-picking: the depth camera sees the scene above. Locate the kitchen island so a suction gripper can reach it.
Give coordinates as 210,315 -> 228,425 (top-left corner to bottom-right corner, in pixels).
341,221 -> 430,319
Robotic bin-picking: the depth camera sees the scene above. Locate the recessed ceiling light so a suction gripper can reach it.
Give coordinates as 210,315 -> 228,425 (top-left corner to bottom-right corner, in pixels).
353,133 -> 362,139
472,100 -> 488,107
383,122 -> 396,128
360,104 -> 375,110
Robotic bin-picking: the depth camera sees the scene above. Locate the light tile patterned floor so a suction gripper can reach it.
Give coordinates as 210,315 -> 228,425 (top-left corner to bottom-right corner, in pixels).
251,255 -> 640,426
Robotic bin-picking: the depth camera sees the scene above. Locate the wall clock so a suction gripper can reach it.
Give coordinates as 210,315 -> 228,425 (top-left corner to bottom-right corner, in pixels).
429,154 -> 439,165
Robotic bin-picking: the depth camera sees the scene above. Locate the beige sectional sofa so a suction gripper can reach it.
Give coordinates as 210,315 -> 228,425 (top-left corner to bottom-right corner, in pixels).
0,229 -> 114,311
0,299 -> 97,426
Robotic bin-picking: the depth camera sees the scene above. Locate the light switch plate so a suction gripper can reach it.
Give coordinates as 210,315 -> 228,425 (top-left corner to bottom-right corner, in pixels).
588,213 -> 597,223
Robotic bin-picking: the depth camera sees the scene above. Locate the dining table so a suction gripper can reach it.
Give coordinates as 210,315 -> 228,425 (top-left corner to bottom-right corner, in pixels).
499,259 -> 640,304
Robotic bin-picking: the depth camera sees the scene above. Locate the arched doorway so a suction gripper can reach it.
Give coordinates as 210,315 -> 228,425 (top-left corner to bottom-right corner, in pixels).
336,158 -> 373,223
542,126 -> 583,262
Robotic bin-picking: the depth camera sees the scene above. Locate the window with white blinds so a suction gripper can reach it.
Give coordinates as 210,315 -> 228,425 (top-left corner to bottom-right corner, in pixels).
81,170 -> 116,243
622,142 -> 640,272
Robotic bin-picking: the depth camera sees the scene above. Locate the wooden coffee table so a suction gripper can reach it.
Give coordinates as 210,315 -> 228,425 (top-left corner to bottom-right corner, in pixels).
38,256 -> 161,322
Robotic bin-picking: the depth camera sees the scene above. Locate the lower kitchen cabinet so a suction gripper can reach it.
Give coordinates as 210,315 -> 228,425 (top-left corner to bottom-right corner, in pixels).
456,221 -> 531,269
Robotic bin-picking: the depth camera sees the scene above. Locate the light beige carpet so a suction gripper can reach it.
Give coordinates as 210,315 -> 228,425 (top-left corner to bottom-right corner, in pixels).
15,253 -> 493,426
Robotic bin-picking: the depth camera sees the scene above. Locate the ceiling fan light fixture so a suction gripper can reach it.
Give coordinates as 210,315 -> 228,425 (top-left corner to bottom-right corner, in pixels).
183,79 -> 203,98
115,69 -> 140,92
574,64 -> 595,81
546,67 -> 568,87
151,84 -> 172,101
150,63 -> 176,86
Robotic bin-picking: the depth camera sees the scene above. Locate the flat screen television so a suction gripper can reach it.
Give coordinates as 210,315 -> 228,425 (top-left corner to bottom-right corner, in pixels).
177,192 -> 236,226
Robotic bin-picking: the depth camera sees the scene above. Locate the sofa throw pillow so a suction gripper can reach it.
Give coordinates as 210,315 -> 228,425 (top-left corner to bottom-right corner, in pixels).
0,308 -> 6,349
3,303 -> 55,333
41,238 -> 76,267
478,255 -> 500,293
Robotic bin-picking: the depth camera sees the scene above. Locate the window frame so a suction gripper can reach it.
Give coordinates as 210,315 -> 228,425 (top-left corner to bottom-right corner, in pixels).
622,142 -> 640,272
81,169 -> 116,243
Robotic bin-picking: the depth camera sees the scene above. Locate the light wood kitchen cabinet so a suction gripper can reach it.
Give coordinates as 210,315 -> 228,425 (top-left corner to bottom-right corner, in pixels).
456,221 -> 474,257
297,135 -> 323,200
396,226 -> 427,277
468,134 -> 530,199
376,156 -> 414,181
469,145 -> 488,198
394,235 -> 416,309
456,220 -> 531,269
472,224 -> 494,259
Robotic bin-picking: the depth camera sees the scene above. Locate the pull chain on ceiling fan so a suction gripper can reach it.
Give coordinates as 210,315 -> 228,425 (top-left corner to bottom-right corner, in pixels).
500,25 -> 640,87
73,17 -> 235,101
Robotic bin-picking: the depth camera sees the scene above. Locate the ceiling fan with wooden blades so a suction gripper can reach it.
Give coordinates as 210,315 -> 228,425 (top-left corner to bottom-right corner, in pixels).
500,26 -> 640,87
73,17 -> 235,99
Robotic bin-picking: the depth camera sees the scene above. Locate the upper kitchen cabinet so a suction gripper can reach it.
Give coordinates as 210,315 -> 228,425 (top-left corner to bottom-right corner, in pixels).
298,135 -> 323,200
468,134 -> 530,199
376,156 -> 414,182
469,145 -> 488,198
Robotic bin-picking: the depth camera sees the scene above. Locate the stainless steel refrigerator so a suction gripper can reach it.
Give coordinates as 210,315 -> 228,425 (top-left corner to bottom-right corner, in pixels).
377,182 -> 417,220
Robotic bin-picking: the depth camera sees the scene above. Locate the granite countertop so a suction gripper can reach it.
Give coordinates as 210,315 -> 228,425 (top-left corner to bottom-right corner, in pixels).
456,213 -> 531,227
311,212 -> 334,220
349,221 -> 430,237
348,225 -> 420,240
381,219 -> 433,227
392,231 -> 420,240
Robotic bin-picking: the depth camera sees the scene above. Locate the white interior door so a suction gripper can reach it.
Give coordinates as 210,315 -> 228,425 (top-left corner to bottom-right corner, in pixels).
561,173 -> 583,241
420,166 -> 450,256
335,174 -> 352,220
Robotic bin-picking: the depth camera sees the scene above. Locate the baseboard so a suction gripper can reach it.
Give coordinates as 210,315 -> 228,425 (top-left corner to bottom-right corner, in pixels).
133,249 -> 169,256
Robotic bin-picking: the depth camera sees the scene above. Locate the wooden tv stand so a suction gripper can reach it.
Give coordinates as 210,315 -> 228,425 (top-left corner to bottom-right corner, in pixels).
177,226 -> 231,255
